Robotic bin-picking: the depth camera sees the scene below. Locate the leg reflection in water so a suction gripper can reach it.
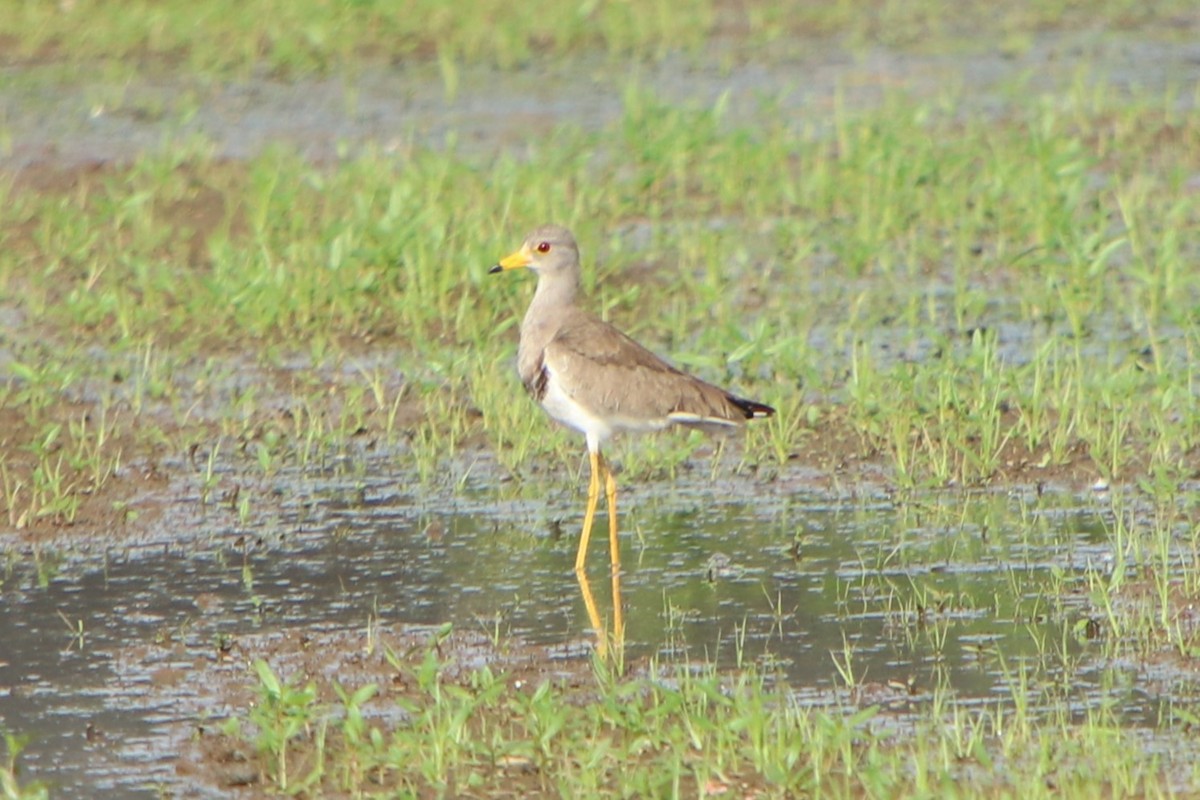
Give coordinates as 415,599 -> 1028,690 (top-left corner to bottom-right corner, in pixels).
576,564 -> 624,661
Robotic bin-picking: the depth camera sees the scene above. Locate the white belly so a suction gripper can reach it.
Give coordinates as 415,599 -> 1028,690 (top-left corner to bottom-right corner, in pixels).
540,375 -> 671,449
541,377 -> 613,442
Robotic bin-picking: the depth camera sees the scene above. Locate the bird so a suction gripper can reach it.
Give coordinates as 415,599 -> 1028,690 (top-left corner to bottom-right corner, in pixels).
489,224 -> 775,578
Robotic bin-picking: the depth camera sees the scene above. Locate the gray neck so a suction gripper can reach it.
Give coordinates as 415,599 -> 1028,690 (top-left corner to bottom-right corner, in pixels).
517,270 -> 581,386
527,269 -> 580,320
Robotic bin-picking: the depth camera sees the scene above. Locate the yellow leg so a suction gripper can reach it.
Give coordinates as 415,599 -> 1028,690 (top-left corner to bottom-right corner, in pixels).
605,465 -> 625,647
576,569 -> 607,659
575,450 -> 602,573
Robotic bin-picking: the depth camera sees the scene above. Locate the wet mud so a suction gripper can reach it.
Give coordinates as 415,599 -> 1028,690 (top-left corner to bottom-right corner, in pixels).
3,27 -> 1200,799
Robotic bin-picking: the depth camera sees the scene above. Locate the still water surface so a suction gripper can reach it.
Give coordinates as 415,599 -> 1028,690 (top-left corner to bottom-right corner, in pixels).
0,464 -> 1150,797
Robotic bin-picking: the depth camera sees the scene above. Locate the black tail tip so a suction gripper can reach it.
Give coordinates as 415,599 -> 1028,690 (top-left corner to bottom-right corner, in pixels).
730,395 -> 776,419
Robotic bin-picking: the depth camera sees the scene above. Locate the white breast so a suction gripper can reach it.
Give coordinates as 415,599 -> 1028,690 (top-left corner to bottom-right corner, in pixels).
541,374 -> 615,444
539,367 -> 675,452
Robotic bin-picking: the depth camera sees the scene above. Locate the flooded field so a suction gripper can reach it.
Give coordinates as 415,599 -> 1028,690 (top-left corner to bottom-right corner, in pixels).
4,455 -> 1199,795
3,8 -> 1200,798
5,30 -> 1198,169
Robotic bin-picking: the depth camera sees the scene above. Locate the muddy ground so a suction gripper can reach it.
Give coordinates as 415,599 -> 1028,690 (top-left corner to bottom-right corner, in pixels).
4,26 -> 1200,799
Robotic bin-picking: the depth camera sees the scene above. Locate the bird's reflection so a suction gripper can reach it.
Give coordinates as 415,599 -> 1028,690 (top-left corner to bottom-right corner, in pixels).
576,565 -> 624,661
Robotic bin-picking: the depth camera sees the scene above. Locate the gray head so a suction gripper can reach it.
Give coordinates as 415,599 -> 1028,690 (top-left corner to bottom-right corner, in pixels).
490,224 -> 581,279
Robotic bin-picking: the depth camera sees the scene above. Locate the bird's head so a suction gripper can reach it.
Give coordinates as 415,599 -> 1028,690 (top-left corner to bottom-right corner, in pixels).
490,224 -> 580,277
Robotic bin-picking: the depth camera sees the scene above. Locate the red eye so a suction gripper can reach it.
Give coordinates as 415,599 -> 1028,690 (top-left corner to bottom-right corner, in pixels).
536,241 -> 551,253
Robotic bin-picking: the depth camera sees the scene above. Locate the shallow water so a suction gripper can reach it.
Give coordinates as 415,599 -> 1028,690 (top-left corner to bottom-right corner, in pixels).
4,33 -> 1199,169
4,21 -> 1200,799
1,458 -> 1182,797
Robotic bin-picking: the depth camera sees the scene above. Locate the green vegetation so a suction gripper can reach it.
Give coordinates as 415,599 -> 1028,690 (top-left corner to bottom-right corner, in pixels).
1,733 -> 47,800
219,625 -> 1190,797
2,0 -> 710,76
2,0 -> 1200,77
2,0 -> 1194,77
2,3 -> 1199,795
3,75 -> 1198,528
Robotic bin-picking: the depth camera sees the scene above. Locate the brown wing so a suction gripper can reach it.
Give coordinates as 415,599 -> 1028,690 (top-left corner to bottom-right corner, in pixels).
541,314 -> 762,427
